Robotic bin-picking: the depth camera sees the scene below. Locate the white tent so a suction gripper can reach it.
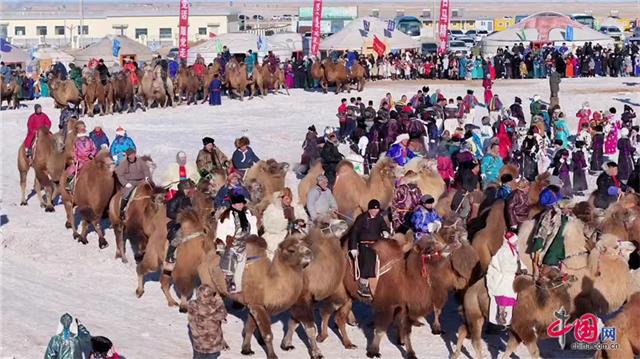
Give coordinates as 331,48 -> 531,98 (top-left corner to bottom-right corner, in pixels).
267,33 -> 304,60
0,43 -> 30,67
187,33 -> 259,64
319,16 -> 420,52
74,35 -> 154,67
32,45 -> 75,66
481,12 -> 615,55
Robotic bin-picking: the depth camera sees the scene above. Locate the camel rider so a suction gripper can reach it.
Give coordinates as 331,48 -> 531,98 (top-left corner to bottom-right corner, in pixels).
527,176 -> 566,273
594,161 -> 627,210
123,57 -> 139,89
349,199 -> 390,298
306,175 -> 338,222
65,123 -> 97,191
116,148 -> 152,218
163,179 -> 196,270
451,159 -> 482,221
44,313 -> 92,359
152,55 -> 170,94
161,151 -> 199,201
410,195 -> 442,239
486,231 -> 522,332
196,137 -> 230,182
267,51 -> 279,73
24,104 -> 51,159
96,59 -> 111,86
387,133 -> 417,166
505,178 -> 530,233
245,50 -> 256,78
217,194 -> 258,293
59,102 -> 80,135
110,127 -> 137,166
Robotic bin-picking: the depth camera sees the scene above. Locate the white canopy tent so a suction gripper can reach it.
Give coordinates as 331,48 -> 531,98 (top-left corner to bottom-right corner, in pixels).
267,33 -> 304,60
74,35 -> 154,67
481,12 -> 615,55
187,33 -> 259,64
319,16 -> 420,53
32,45 -> 75,65
0,43 -> 30,67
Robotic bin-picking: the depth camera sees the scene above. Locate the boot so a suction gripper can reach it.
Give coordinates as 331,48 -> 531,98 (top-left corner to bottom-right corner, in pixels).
119,195 -> 128,220
65,175 -> 74,192
357,279 -> 372,298
226,275 -> 237,293
25,147 -> 33,159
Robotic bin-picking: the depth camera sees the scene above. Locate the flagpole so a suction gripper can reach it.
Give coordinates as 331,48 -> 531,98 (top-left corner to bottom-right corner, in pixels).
79,0 -> 84,48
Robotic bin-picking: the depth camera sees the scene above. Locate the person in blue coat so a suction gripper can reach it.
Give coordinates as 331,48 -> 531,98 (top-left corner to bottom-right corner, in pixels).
410,195 -> 442,237
0,62 -> 13,83
209,74 -> 222,106
89,124 -> 110,150
387,133 -> 416,166
109,127 -> 136,166
481,143 -> 504,186
231,136 -> 260,176
214,171 -> 252,209
168,59 -> 179,79
52,60 -> 68,80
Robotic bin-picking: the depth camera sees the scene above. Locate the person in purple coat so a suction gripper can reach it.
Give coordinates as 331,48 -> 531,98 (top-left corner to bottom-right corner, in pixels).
551,148 -> 572,198
571,141 -> 588,194
617,127 -> 635,182
590,125 -> 605,172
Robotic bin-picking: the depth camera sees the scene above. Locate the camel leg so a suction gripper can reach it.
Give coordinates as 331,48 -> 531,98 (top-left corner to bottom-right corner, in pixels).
286,299 -> 323,358
317,301 -> 332,343
94,221 -> 108,249
501,333 -> 521,359
78,220 -> 89,245
113,224 -> 128,263
249,305 -> 277,359
241,314 -> 258,355
432,305 -> 443,335
334,299 -> 357,349
280,318 -> 299,351
179,293 -> 189,313
524,340 -> 541,359
471,318 -> 485,359
399,314 -> 416,359
366,328 -> 386,358
34,179 -> 46,208
452,324 -> 468,359
160,271 -> 178,307
63,199 -> 78,238
18,168 -> 28,206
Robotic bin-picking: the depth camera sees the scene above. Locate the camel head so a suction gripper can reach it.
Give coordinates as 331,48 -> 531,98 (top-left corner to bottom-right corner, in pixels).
276,236 -> 313,270
139,155 -> 157,176
413,234 -> 447,264
94,150 -> 115,173
316,219 -> 349,238
437,214 -> 468,246
596,235 -> 637,261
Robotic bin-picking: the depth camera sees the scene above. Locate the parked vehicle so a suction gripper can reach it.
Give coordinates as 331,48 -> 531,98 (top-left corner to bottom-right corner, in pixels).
448,40 -> 469,54
421,42 -> 438,55
600,25 -> 624,41
448,29 -> 465,39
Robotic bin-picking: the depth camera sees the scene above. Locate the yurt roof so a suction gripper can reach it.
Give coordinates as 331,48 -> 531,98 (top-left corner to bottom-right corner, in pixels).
0,42 -> 30,65
32,45 -> 75,64
187,33 -> 259,64
73,35 -> 154,66
319,16 -> 420,51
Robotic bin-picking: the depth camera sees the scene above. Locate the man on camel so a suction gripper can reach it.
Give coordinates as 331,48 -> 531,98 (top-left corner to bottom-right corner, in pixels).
65,122 -> 97,191
163,179 -> 196,270
196,137 -> 229,183
23,104 -> 51,159
115,148 -> 152,218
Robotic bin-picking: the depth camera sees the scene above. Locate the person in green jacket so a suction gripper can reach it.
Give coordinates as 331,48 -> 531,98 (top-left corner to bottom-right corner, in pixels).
44,313 -> 92,359
68,63 -> 83,92
529,94 -> 542,121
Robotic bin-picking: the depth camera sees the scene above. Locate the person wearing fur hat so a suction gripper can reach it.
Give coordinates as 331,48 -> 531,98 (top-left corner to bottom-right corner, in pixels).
262,188 -> 308,258
509,96 -> 526,128
196,137 -> 230,182
595,162 -> 628,211
299,125 -> 321,176
109,126 -> 136,166
410,194 -> 442,237
387,133 -> 416,166
617,127 -> 635,182
213,170 -> 251,209
163,179 -> 196,269
621,104 -> 636,129
161,151 -> 199,200
306,175 -> 338,221
65,122 -> 97,191
231,136 -> 260,177
320,132 -> 343,188
550,148 -> 572,198
349,199 -> 390,298
89,123 -> 110,150
571,141 -> 588,195
528,176 -> 567,269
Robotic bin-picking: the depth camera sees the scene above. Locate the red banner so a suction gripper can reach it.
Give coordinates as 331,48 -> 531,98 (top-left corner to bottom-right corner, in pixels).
437,0 -> 450,55
373,36 -> 386,56
311,0 -> 323,56
178,0 -> 189,60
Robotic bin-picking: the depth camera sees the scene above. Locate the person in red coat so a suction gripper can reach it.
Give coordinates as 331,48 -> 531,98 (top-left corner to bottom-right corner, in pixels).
123,57 -> 139,86
482,76 -> 493,105
23,104 -> 51,158
497,119 -> 514,161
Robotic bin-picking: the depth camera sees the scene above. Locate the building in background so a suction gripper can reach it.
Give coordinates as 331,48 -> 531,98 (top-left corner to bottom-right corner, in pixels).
296,6 -> 358,35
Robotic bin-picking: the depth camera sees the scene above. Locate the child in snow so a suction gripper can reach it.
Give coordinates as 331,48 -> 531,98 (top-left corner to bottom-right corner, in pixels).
572,141 -> 588,195
486,231 -> 522,329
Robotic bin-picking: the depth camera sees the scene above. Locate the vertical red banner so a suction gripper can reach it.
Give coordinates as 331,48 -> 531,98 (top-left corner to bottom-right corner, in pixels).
437,0 -> 450,55
178,0 -> 189,61
311,0 -> 323,56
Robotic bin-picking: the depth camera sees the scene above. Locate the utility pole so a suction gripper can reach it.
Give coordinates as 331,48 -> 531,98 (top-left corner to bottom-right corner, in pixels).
432,0 -> 437,39
79,0 -> 84,48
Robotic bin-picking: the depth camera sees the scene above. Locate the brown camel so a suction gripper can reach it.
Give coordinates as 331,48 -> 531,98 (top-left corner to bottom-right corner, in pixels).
332,158 -> 396,219
298,160 -> 324,206
597,292 -> 640,359
224,61 -> 253,101
0,74 -> 20,109
244,159 -> 289,215
280,222 -> 351,358
323,59 -> 350,94
48,74 -> 82,109
363,233 -> 478,359
403,158 -> 446,202
202,235 -> 312,359
348,62 -> 366,92
110,71 -> 135,113
470,200 -> 508,272
139,66 -> 170,108
201,66 -> 219,104
59,149 -> 116,248
452,269 -> 574,359
310,61 -> 327,93
176,66 -> 200,105
253,63 -> 289,97
83,70 -> 110,116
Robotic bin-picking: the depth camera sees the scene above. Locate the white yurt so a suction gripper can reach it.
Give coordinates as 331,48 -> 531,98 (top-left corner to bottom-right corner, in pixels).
187,33 -> 259,64
74,35 -> 154,67
0,42 -> 30,68
481,12 -> 615,55
267,32 -> 304,60
31,45 -> 75,71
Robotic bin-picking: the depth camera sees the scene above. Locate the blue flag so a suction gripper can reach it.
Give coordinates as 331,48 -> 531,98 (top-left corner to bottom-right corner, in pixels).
565,26 -> 574,41
363,19 -> 370,32
257,35 -> 267,52
387,20 -> 395,32
112,39 -> 121,57
0,38 -> 12,52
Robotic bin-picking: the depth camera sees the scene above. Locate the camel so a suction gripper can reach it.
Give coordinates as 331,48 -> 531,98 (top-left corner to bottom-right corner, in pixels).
48,74 -> 82,109
332,158 -> 397,220
110,71 -> 135,113
224,61 -> 253,101
280,222 -> 351,358
201,66 -> 218,103
253,64 -> 289,97
298,160 -> 324,206
139,66 -> 171,108
598,292 -> 640,358
59,150 -> 117,248
176,67 -> 200,105
310,61 -> 327,93
348,62 -> 366,92
0,74 -> 20,109
598,199 -> 640,243
402,158 -> 446,202
312,59 -> 349,94
469,200 -> 508,272
363,232 -> 478,359
202,235 -> 312,359
243,159 -> 289,215
83,70 -> 110,116
452,268 -> 574,359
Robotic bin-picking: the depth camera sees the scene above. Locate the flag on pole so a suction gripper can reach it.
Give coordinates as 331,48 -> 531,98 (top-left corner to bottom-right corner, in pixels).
373,35 -> 386,56
215,39 -> 223,53
565,26 -> 574,41
363,19 -> 370,32
387,20 -> 395,32
310,0 -> 323,56
257,35 -> 268,52
112,39 -> 121,57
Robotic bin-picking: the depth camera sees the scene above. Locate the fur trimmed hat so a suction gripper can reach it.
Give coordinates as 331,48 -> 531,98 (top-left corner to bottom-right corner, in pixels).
235,136 -> 250,148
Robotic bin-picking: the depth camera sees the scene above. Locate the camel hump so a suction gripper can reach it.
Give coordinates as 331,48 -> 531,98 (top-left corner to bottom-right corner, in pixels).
513,275 -> 534,293
336,160 -> 354,174
94,149 -> 112,161
245,235 -> 268,250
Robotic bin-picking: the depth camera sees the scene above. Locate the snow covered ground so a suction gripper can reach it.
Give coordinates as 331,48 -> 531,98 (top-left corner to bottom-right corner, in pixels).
1,77 -> 638,359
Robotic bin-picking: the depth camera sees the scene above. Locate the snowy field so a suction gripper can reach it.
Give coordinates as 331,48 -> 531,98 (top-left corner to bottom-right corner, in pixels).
1,77 -> 638,359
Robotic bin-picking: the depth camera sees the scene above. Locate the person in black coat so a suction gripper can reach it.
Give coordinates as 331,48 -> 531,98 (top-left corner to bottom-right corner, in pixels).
293,58 -> 306,89
320,133 -> 343,188
348,199 -> 390,298
594,162 -> 627,209
299,125 -> 320,176
571,141 -> 588,194
510,97 -> 526,127
590,125 -> 605,172
96,59 -> 111,85
164,180 -> 195,267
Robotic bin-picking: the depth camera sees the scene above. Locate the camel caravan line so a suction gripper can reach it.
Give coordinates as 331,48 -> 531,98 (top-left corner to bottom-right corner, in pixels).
33,58 -> 367,116
16,133 -> 640,359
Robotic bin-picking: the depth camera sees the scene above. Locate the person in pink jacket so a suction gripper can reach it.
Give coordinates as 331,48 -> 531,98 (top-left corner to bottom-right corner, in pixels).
436,145 -> 455,190
23,104 -> 51,158
576,102 -> 591,136
65,123 -> 97,190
